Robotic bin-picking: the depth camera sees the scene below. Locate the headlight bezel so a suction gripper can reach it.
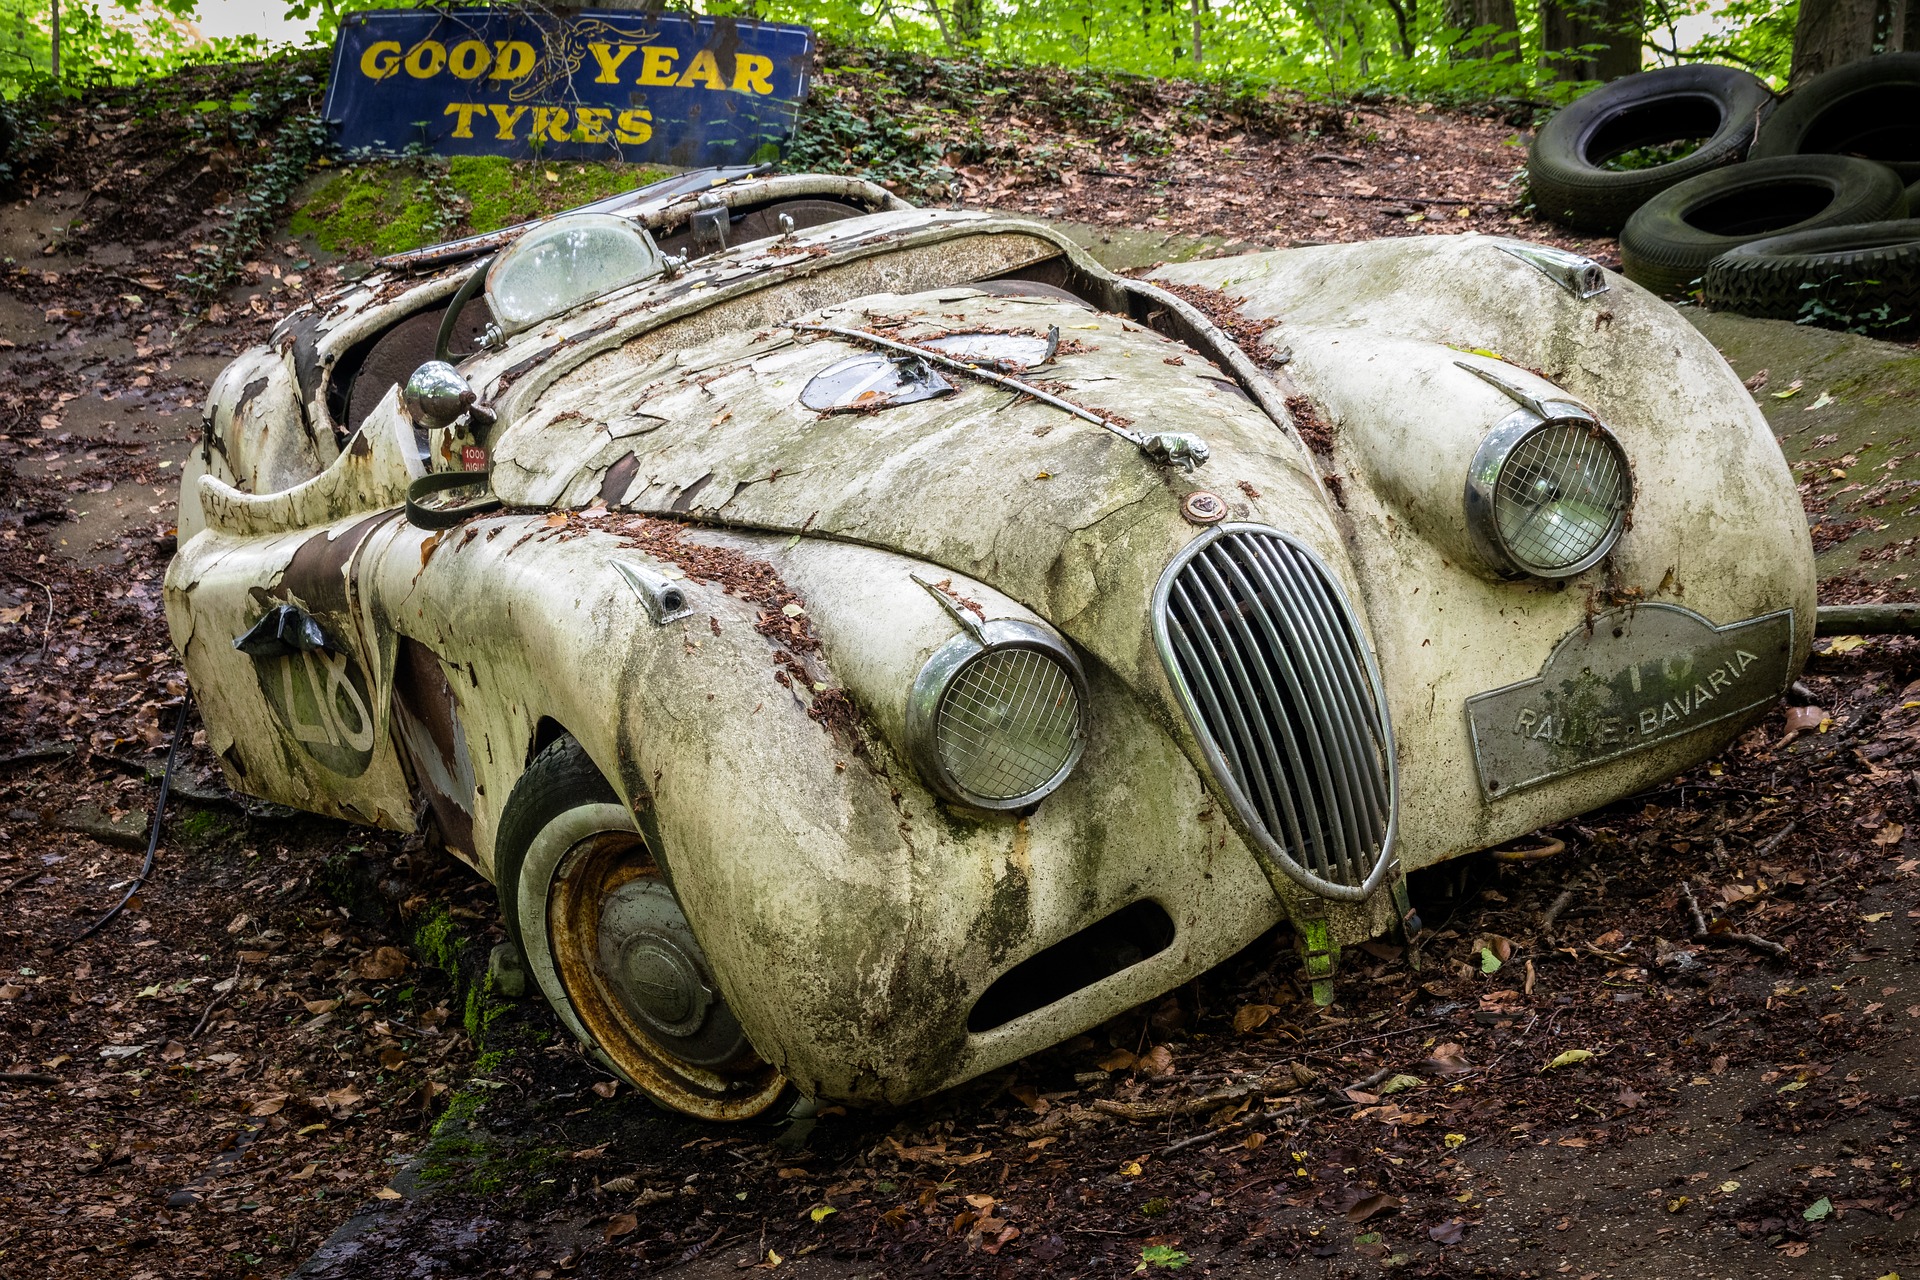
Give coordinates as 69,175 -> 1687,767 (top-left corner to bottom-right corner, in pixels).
1464,404 -> 1632,580
906,619 -> 1088,812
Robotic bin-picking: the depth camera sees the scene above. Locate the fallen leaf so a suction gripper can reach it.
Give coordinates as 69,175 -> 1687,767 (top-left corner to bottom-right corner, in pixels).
373,1187 -> 403,1201
592,1080 -> 619,1098
1784,704 -> 1826,732
1443,1133 -> 1467,1149
353,946 -> 410,981
1771,378 -> 1804,399
1543,1049 -> 1595,1070
1232,1003 -> 1278,1033
1345,1191 -> 1402,1223
1803,1196 -> 1832,1221
1137,1045 -> 1175,1077
1098,1049 -> 1137,1072
603,1212 -> 638,1241
1871,825 -> 1903,846
1826,636 -> 1869,654
248,1094 -> 288,1116
1427,1219 -> 1466,1244
1378,1074 -> 1424,1095
809,1205 -> 837,1223
323,1087 -> 363,1118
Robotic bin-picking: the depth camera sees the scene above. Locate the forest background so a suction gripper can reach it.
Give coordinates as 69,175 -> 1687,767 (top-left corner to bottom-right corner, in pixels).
0,0 -> 1911,118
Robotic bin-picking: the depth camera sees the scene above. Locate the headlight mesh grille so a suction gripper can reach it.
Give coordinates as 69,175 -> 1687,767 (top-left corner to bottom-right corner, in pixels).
936,648 -> 1082,802
1493,424 -> 1628,573
1156,530 -> 1394,895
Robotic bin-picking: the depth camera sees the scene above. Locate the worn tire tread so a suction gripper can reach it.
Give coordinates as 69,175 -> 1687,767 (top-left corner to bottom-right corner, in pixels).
1704,219 -> 1920,321
492,735 -> 618,955
1619,154 -> 1909,296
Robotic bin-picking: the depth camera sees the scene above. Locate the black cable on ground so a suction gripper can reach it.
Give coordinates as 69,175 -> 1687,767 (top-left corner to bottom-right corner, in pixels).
63,695 -> 191,950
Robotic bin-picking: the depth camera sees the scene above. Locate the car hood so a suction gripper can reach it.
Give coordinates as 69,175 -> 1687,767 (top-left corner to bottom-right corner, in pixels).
483,280 -> 1344,689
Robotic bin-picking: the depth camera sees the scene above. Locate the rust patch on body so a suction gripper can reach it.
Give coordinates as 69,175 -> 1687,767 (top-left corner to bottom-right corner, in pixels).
600,452 -> 641,506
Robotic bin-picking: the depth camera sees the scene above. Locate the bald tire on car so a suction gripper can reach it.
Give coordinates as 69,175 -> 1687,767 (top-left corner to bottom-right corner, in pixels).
1618,154 -> 1909,296
494,736 -> 788,1121
1703,219 -> 1920,324
1526,63 -> 1776,234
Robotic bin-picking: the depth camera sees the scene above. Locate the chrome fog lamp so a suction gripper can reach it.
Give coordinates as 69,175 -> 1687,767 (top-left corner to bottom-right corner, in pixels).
1466,409 -> 1631,579
907,620 -> 1087,811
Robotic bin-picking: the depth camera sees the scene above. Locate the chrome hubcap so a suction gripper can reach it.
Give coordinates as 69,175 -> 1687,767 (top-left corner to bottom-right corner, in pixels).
594,878 -> 748,1069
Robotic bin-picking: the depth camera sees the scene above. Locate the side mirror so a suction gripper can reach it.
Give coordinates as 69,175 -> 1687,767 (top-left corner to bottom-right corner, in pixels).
403,360 -> 477,431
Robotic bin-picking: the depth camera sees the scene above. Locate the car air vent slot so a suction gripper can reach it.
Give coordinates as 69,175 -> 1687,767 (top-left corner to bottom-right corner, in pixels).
966,900 -> 1174,1034
1152,526 -> 1396,901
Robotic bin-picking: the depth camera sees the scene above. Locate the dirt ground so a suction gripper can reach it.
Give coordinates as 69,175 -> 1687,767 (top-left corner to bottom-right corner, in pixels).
2,52 -> 1918,1280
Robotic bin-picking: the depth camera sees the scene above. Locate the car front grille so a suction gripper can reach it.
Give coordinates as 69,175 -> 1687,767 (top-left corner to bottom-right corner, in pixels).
1152,526 -> 1396,899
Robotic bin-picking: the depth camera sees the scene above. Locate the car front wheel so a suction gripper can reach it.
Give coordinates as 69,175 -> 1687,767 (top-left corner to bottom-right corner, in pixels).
494,736 -> 788,1120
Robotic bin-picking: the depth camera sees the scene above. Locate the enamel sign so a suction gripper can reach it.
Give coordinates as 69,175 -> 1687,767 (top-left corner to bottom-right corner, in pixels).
321,8 -> 813,165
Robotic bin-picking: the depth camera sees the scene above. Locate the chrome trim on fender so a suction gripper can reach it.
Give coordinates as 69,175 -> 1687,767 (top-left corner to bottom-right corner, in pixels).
1151,524 -> 1398,901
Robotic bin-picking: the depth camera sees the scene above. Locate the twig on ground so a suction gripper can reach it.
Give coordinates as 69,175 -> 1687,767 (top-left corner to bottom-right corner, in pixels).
0,1072 -> 61,1086
1752,820 -> 1799,859
189,961 -> 241,1040
1300,190 -> 1499,207
0,868 -> 42,898
1540,888 -> 1575,931
1681,880 -> 1789,958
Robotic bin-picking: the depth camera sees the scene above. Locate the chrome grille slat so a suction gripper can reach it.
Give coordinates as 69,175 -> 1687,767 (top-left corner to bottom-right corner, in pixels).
1217,542 -> 1371,882
1170,578 -> 1296,849
1165,601 -> 1318,879
1196,552 -> 1353,882
1152,526 -> 1397,900
1244,537 -> 1389,858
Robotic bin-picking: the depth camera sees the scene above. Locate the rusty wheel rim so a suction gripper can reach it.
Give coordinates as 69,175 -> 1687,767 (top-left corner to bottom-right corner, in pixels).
548,830 -> 786,1121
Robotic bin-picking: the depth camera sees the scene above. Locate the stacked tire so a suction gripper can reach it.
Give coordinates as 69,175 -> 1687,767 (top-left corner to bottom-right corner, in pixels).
1527,52 -> 1920,330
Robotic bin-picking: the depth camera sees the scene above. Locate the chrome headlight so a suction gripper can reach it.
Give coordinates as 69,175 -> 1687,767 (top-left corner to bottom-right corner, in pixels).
906,620 -> 1086,811
1465,408 -> 1631,579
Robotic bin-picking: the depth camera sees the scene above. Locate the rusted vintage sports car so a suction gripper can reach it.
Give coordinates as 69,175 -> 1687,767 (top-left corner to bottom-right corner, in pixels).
167,168 -> 1814,1119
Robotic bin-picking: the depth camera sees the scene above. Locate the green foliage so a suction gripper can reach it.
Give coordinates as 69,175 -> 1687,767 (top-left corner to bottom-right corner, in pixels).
2,0 -> 219,99
1796,278 -> 1916,337
177,52 -> 331,304
1137,1243 -> 1192,1271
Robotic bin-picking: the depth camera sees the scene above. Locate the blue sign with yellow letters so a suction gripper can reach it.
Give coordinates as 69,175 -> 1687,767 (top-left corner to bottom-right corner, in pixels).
321,8 -> 813,165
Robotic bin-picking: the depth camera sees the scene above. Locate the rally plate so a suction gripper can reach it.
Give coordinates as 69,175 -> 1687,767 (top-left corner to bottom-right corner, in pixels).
1466,605 -> 1795,799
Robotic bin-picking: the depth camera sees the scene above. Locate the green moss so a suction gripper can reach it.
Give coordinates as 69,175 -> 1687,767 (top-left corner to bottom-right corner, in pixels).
176,809 -> 227,845
411,905 -> 465,976
290,158 -> 668,255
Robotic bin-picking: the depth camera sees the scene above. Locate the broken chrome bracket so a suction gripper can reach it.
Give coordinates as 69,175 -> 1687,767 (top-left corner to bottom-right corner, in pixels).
689,193 -> 730,257
612,559 -> 695,625
233,604 -> 328,657
795,323 -> 1209,472
1494,241 -> 1609,300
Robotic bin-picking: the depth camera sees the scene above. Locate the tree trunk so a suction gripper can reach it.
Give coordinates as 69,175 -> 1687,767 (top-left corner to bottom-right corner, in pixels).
1382,0 -> 1418,59
50,0 -> 60,84
1448,0 -> 1519,58
1540,0 -> 1646,81
1191,0 -> 1204,64
1790,0 -> 1879,82
954,0 -> 984,44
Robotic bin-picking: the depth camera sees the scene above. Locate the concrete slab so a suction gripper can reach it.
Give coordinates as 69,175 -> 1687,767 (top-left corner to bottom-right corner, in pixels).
1683,309 -> 1920,586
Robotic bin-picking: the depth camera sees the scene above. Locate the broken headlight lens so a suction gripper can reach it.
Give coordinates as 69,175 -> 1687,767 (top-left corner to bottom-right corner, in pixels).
907,621 -> 1087,811
485,213 -> 665,336
1466,413 -> 1631,579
